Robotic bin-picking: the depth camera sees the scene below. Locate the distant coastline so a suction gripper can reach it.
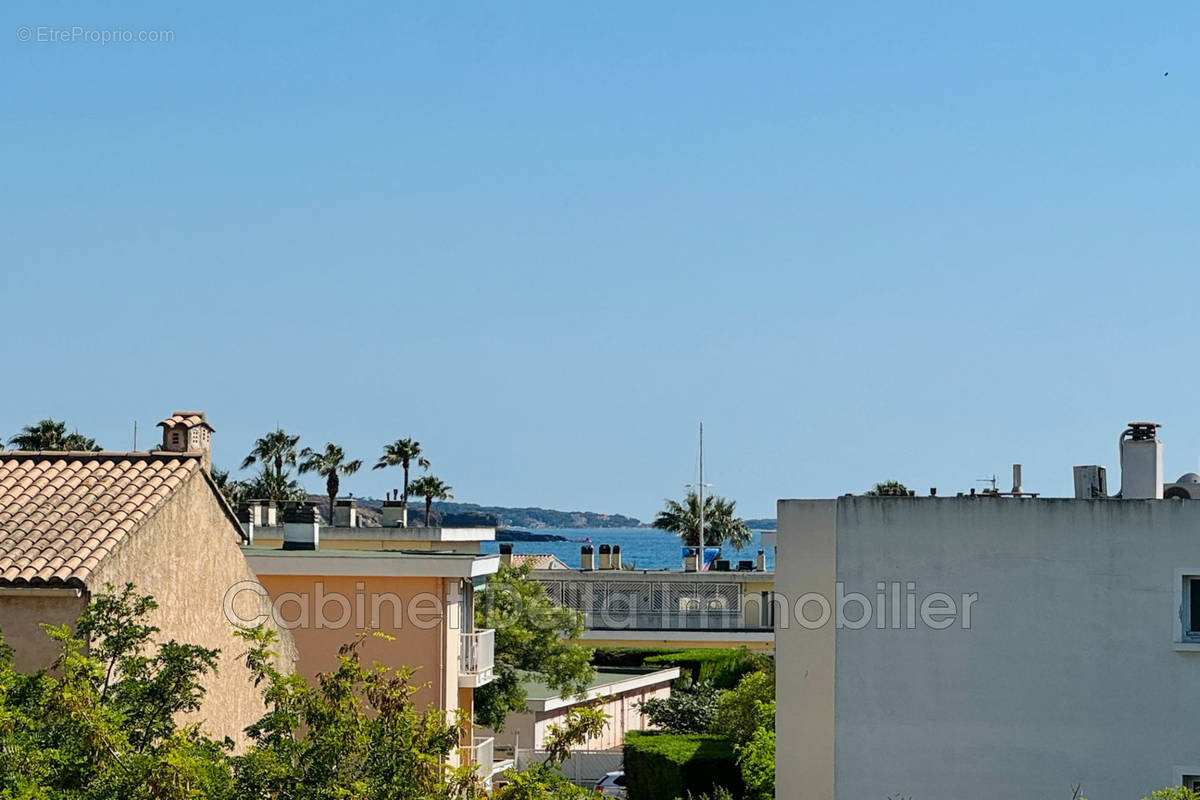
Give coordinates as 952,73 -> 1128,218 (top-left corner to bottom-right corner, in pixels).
349,498 -> 644,529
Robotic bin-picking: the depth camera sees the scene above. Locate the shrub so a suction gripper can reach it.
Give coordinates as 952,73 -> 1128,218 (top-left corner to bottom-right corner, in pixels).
623,731 -> 742,800
638,681 -> 719,733
712,671 -> 774,744
643,648 -> 765,689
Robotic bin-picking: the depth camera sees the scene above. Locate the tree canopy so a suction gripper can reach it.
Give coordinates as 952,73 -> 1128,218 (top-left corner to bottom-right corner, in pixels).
474,562 -> 595,731
652,491 -> 752,549
7,418 -> 101,451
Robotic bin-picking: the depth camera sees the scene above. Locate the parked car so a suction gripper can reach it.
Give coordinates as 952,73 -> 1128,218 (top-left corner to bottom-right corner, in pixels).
593,771 -> 627,798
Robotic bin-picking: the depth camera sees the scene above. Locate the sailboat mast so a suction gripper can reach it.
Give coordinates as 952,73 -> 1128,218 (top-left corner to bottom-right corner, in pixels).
698,422 -> 704,549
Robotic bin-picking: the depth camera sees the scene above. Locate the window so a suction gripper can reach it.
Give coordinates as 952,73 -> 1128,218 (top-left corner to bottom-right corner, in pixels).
1186,776 -> 1200,791
1173,571 -> 1200,651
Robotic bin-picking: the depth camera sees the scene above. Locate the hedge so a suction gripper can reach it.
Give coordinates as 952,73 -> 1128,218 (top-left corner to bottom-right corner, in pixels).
623,731 -> 743,800
643,648 -> 761,689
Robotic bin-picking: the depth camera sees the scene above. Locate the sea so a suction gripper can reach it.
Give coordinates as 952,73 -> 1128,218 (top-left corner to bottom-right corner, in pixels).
479,527 -> 775,572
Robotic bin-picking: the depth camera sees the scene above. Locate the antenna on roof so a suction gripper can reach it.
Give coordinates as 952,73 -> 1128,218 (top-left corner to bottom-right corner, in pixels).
133,420 -> 138,451
976,474 -> 998,492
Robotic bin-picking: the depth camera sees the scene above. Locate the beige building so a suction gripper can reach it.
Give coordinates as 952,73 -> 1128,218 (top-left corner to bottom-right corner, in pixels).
0,411 -> 295,746
487,666 -> 680,756
237,510 -> 505,781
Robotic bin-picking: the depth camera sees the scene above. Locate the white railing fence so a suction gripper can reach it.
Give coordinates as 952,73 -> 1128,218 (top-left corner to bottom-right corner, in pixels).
464,736 -> 495,780
515,749 -> 624,786
461,628 -> 495,675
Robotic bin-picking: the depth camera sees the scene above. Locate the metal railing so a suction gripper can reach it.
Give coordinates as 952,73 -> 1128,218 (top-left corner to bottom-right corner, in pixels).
460,628 -> 495,676
582,609 -> 766,631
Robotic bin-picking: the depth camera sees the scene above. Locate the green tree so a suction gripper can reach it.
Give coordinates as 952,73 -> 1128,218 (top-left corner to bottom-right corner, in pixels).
233,628 -> 476,800
211,467 -> 251,507
298,443 -> 362,525
240,428 -> 301,476
407,474 -> 453,526
245,468 -> 308,504
491,704 -> 605,800
711,669 -> 774,744
372,438 -> 430,507
8,418 -> 101,451
474,562 -> 595,731
734,701 -> 774,800
637,680 -> 719,733
867,480 -> 909,496
0,583 -> 233,800
652,491 -> 752,549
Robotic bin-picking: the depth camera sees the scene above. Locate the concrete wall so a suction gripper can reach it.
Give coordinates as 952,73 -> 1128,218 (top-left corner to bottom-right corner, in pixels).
89,470 -> 296,749
777,496 -> 1200,800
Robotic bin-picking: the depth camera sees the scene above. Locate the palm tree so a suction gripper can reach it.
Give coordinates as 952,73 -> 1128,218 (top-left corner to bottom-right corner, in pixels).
298,443 -> 362,524
371,438 -> 430,507
652,490 -> 752,550
246,468 -> 308,503
8,419 -> 101,451
211,467 -> 251,507
241,428 -> 301,476
407,474 -> 453,526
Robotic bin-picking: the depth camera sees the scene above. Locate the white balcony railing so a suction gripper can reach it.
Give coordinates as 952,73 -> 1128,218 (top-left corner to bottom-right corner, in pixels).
459,628 -> 495,687
463,736 -> 495,781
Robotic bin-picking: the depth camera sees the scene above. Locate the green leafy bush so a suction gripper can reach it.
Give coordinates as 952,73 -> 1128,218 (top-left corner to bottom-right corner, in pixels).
638,680 -> 719,733
623,731 -> 742,800
642,648 -> 765,689
711,671 -> 774,744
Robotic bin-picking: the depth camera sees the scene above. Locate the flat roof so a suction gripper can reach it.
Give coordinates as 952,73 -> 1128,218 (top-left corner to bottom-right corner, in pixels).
249,525 -> 495,543
519,666 -> 681,712
242,546 -> 500,579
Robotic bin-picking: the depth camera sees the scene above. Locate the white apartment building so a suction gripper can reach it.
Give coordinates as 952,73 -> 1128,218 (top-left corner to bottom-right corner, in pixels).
777,423 -> 1200,800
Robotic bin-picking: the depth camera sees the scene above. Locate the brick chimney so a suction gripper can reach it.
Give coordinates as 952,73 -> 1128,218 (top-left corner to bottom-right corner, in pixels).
157,411 -> 214,473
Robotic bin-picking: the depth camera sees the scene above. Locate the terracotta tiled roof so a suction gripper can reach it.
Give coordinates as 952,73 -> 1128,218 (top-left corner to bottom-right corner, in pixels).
157,411 -> 213,431
511,554 -> 570,570
0,452 -> 201,587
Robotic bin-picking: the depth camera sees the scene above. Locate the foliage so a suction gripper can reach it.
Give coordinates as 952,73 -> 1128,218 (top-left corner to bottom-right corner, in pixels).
232,627 -> 476,800
474,562 -> 594,731
211,467 -> 251,507
652,491 -> 751,549
491,763 -> 592,800
622,731 -> 742,800
372,438 -> 430,507
733,703 -> 774,800
681,789 -> 734,800
408,474 -> 454,527
642,647 -> 767,689
240,428 -> 300,475
0,582 -> 230,800
491,702 -> 607,799
298,443 -> 362,524
7,418 -> 101,451
638,680 -> 719,734
1143,790 -> 1200,800
244,467 -> 308,503
867,480 -> 910,496
712,670 -> 774,745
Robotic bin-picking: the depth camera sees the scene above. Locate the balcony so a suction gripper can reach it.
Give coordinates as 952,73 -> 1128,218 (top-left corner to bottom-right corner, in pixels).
583,609 -> 767,631
459,628 -> 495,688
462,736 -> 512,783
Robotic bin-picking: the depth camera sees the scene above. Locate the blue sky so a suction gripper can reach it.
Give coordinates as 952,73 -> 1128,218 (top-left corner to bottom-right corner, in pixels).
4,1 -> 1200,520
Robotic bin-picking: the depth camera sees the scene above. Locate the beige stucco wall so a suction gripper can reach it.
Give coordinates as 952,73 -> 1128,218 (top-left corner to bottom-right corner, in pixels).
88,470 -> 297,748
0,591 -> 87,671
252,573 -> 462,716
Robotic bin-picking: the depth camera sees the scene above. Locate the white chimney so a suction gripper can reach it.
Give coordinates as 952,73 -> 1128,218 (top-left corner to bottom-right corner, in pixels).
580,545 -> 594,571
598,544 -> 612,570
283,505 -> 320,550
1119,422 -> 1163,499
333,499 -> 357,527
1011,464 -> 1023,495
